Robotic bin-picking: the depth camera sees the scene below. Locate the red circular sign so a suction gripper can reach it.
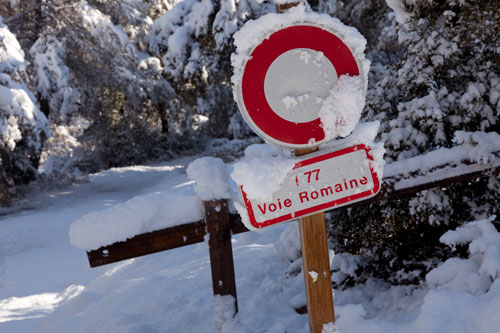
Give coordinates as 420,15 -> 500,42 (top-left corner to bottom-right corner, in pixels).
237,24 -> 360,148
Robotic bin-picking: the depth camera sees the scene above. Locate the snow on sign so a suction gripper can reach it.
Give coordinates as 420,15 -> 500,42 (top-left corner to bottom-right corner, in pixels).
232,19 -> 367,149
239,144 -> 380,229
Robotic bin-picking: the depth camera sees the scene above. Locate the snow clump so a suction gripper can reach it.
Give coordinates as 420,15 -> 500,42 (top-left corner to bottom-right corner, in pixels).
426,216 -> 500,295
231,143 -> 295,202
187,157 -> 232,201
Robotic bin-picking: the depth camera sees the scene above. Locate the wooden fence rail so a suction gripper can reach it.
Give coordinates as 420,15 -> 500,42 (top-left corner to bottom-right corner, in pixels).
87,160 -> 499,267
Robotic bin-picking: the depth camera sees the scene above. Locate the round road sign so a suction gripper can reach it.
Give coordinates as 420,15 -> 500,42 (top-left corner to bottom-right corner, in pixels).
234,23 -> 363,149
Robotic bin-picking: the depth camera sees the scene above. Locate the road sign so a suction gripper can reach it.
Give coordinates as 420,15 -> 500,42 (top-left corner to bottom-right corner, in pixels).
239,144 -> 380,229
233,23 -> 363,149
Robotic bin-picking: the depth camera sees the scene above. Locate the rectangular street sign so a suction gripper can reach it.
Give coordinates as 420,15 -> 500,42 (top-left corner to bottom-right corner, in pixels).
239,144 -> 381,229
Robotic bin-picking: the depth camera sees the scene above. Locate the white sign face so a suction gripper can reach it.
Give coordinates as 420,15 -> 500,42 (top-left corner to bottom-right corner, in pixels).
239,145 -> 380,229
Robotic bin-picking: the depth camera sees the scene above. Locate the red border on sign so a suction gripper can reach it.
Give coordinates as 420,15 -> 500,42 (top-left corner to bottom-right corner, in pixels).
242,25 -> 360,146
240,144 -> 380,229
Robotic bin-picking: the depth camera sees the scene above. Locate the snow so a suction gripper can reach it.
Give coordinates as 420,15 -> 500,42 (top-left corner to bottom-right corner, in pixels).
322,322 -> 339,333
308,270 -> 319,282
385,0 -> 411,24
69,165 -> 204,250
0,18 -> 24,72
186,157 -> 232,201
231,143 -> 295,202
79,2 -> 139,60
318,75 -> 365,140
384,130 -> 500,180
2,158 -> 500,332
0,85 -> 13,106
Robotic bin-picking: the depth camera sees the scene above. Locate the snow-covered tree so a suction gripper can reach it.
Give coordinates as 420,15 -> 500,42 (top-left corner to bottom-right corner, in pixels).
149,0 -> 274,139
0,18 -> 49,203
326,0 -> 500,284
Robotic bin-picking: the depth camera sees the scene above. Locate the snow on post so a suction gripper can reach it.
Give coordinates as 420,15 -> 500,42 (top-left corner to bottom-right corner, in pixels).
186,157 -> 232,201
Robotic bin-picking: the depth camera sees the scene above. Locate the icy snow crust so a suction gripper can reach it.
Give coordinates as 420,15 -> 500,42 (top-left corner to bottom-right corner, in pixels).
232,3 -> 370,146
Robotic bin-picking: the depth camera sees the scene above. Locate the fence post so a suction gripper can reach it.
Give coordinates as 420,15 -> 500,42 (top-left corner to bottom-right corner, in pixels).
204,199 -> 238,330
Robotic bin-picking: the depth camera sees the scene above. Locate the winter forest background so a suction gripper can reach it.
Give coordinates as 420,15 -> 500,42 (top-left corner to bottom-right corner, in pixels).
1,0 -> 500,296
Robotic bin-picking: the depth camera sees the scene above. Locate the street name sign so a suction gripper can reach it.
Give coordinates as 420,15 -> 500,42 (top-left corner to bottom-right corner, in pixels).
239,144 -> 380,229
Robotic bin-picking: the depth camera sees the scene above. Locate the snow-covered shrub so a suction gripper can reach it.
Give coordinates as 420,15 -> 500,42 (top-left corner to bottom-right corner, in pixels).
325,0 -> 500,284
0,18 -> 49,203
426,216 -> 500,295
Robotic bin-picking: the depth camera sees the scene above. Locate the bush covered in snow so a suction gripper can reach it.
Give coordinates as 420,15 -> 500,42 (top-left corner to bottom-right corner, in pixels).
323,0 -> 500,285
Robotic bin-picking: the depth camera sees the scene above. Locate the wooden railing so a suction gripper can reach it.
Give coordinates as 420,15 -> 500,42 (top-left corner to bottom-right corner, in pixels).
87,157 -> 499,267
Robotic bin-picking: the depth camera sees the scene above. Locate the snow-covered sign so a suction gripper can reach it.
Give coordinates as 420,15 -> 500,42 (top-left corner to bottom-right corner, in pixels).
239,145 -> 380,229
232,7 -> 368,149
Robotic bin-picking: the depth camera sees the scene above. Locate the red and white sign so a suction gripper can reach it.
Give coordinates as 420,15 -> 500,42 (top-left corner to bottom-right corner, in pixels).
239,145 -> 380,229
234,23 -> 362,149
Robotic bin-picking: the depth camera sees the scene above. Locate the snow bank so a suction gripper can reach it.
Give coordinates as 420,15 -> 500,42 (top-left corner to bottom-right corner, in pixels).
187,157 -> 232,201
70,190 -> 203,251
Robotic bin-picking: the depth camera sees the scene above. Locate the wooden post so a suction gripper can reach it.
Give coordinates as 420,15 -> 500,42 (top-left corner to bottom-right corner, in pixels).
296,148 -> 335,332
274,1 -> 336,330
204,199 -> 238,318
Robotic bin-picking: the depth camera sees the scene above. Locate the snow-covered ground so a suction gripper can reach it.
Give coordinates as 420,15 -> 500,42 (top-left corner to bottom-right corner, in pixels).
1,149 -> 500,332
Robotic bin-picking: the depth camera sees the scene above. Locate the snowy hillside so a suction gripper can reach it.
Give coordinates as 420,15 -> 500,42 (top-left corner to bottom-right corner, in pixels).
1,149 -> 500,332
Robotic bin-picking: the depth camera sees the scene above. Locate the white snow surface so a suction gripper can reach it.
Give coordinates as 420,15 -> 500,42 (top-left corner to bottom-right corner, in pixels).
384,130 -> 500,180
1,156 -> 500,332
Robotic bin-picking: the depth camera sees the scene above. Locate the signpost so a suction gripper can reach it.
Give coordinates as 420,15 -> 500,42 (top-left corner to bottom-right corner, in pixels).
232,5 -> 371,332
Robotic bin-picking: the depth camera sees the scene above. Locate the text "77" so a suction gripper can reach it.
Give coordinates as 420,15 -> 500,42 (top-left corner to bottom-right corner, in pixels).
295,169 -> 320,187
